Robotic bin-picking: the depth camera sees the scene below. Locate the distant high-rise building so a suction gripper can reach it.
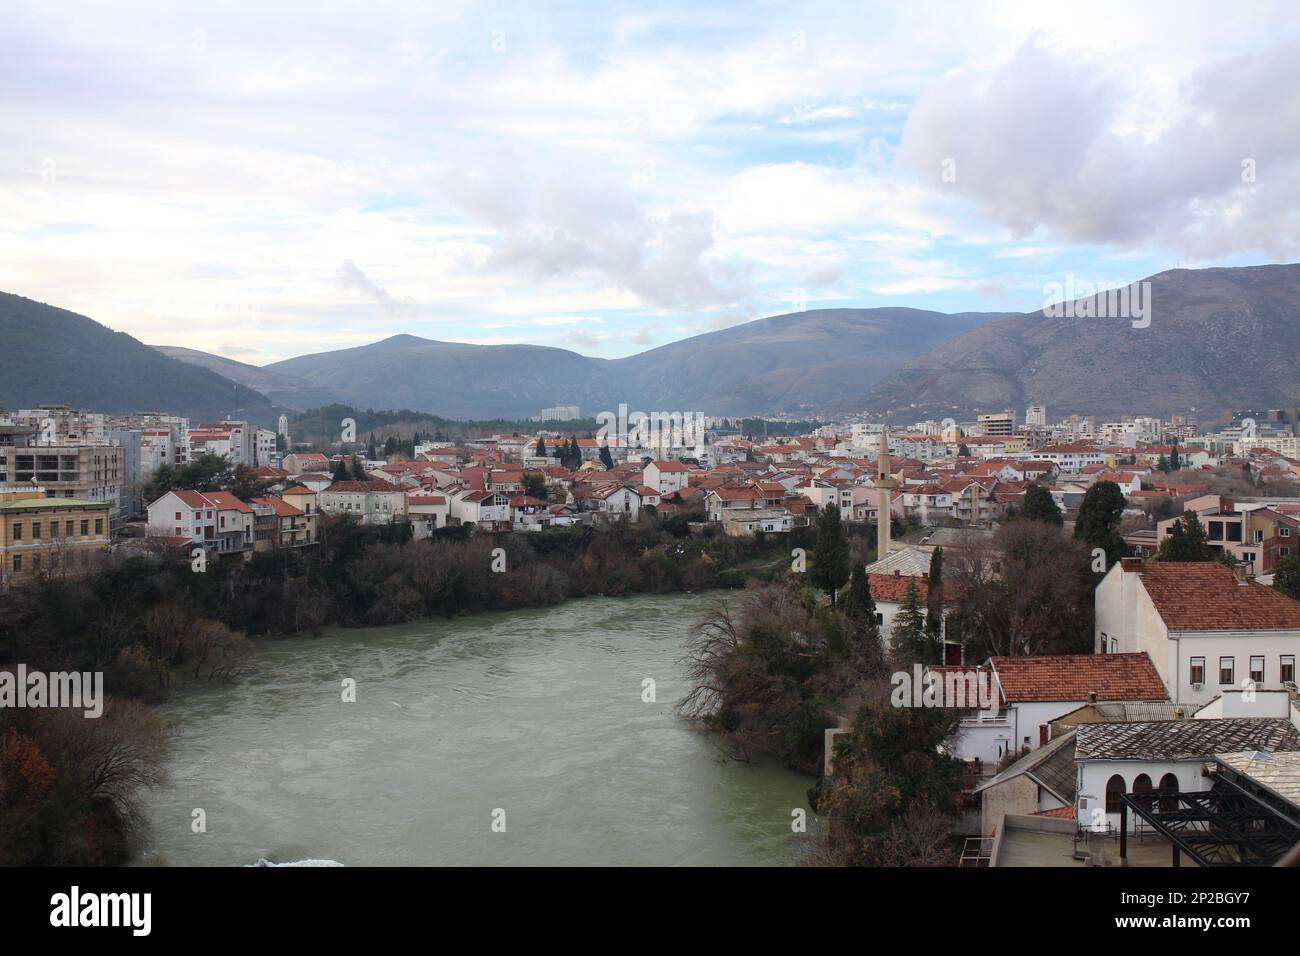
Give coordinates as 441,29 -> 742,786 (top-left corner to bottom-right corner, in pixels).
1025,403 -> 1047,428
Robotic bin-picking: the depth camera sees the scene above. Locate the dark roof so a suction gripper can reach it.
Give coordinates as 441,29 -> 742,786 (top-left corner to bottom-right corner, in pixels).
975,730 -> 1077,804
1076,718 -> 1300,761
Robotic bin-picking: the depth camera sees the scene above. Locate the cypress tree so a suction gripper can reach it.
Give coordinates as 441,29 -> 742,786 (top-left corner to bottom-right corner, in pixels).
811,503 -> 851,604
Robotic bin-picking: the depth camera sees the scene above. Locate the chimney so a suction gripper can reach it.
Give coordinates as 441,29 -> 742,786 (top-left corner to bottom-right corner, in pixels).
1088,691 -> 1097,705
894,569 -> 901,577
1232,564 -> 1249,585
1120,557 -> 1143,573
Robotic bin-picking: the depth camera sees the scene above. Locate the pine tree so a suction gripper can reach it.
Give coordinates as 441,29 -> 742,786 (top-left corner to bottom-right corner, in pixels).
331,459 -> 349,482
536,437 -> 547,458
1155,510 -> 1213,562
1157,454 -> 1169,472
351,456 -> 366,481
811,503 -> 851,604
599,444 -> 614,470
1019,483 -> 1063,526
890,580 -> 930,665
1169,443 -> 1181,472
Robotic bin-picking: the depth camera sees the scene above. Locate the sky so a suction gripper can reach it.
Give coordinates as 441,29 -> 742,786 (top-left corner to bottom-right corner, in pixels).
2,0 -> 1299,364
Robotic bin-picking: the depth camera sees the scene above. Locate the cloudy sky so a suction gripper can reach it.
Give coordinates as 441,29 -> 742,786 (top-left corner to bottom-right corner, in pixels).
3,0 -> 1298,364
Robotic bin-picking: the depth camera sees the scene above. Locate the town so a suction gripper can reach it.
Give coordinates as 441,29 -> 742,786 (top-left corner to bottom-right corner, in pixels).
4,398 -> 1300,869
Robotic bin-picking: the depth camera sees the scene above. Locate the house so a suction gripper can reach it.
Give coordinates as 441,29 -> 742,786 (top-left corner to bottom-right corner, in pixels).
147,489 -> 252,556
934,652 -> 1169,767
1094,559 -> 1300,706
573,483 -> 641,522
643,460 -> 692,495
719,508 -> 793,536
1073,717 -> 1300,835
0,485 -> 111,579
318,479 -> 408,525
974,730 -> 1077,836
282,452 -> 330,475
406,495 -> 450,538
448,489 -> 512,529
250,495 -> 317,548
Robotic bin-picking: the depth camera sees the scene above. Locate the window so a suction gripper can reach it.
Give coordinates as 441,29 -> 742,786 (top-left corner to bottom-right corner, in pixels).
1133,774 -> 1153,795
1250,656 -> 1265,684
32,522 -> 41,540
1190,656 -> 1205,684
12,523 -> 21,541
1283,656 -> 1296,684
1105,774 -> 1126,813
80,520 -> 88,536
1282,526 -> 1292,537
175,511 -> 182,520
1219,656 -> 1235,685
12,556 -> 21,571
94,519 -> 102,535
65,520 -> 73,537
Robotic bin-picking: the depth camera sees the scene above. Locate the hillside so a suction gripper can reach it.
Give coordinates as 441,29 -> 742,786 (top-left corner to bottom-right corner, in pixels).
153,345 -> 344,411
857,264 -> 1300,421
254,307 -> 1004,419
0,293 -> 278,423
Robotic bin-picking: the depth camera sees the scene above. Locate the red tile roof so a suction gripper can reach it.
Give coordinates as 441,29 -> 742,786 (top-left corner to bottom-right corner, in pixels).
1131,562 -> 1300,631
989,653 -> 1168,702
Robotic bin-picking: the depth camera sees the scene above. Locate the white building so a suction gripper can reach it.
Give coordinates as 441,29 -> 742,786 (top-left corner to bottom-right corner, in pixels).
1094,559 -> 1300,707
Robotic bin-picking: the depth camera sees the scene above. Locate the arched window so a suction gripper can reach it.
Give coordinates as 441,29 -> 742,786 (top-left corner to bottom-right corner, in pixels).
1158,773 -> 1180,812
1105,774 -> 1127,813
1133,774 -> 1153,794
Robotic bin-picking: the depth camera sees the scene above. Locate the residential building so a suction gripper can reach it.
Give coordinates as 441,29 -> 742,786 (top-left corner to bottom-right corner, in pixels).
0,485 -> 111,581
1094,559 -> 1300,706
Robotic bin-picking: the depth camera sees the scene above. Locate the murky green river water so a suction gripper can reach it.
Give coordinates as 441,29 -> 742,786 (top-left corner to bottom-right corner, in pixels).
139,592 -> 813,866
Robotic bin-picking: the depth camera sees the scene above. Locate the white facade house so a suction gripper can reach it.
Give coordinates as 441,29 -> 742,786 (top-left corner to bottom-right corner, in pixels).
1094,559 -> 1300,707
1073,717 -> 1300,834
931,652 -> 1170,767
643,460 -> 691,495
318,479 -> 408,525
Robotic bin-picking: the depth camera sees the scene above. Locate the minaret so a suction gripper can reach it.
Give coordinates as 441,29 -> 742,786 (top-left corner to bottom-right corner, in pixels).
876,428 -> 898,558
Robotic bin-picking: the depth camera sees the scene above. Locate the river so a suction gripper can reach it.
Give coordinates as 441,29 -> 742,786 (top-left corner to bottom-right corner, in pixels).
138,592 -> 814,866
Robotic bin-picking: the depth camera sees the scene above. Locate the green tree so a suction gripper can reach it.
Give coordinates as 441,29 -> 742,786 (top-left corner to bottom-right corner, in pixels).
925,547 -> 945,649
1169,444 -> 1181,472
1074,480 -> 1128,568
384,435 -> 399,456
1157,454 -> 1169,472
598,444 -> 614,470
1273,556 -> 1300,601
331,459 -> 350,483
1154,510 -> 1213,562
958,443 -> 972,457
890,579 -> 931,665
350,456 -> 367,481
1019,483 -> 1063,526
522,473 -> 548,501
535,437 -> 547,458
811,503 -> 851,604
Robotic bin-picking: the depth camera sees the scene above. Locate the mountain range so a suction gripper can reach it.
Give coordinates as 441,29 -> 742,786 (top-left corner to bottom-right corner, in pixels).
856,263 -> 1300,420
3,262 -> 1297,424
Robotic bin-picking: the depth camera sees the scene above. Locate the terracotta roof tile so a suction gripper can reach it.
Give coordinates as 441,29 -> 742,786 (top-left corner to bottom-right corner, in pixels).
988,653 -> 1169,703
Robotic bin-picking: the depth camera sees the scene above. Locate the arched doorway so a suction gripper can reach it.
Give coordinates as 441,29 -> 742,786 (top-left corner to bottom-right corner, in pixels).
1158,773 -> 1180,812
1105,774 -> 1126,814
